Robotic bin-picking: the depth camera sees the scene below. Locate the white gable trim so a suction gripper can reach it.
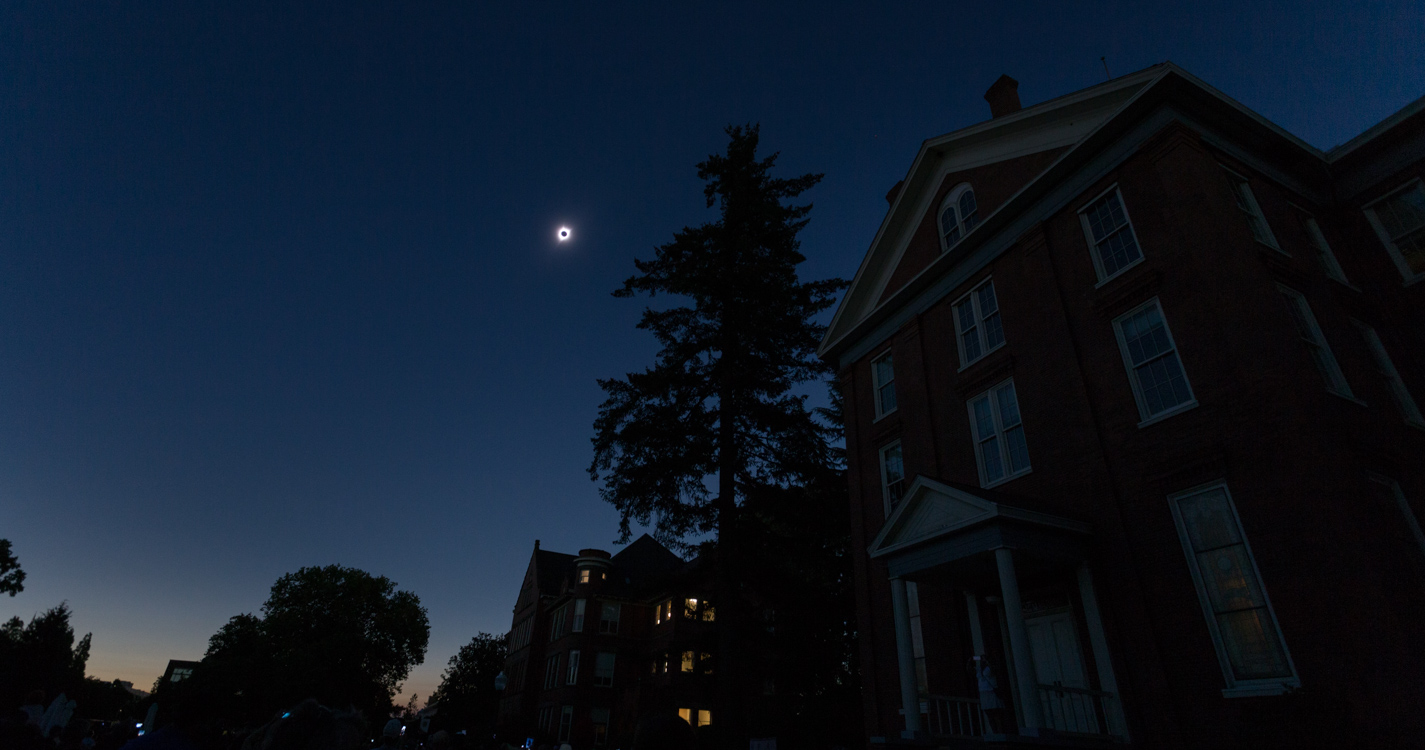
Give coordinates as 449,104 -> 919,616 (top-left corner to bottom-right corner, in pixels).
867,476 -> 1090,560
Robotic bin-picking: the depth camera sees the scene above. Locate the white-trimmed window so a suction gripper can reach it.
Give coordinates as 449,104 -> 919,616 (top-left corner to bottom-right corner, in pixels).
1079,185 -> 1145,282
572,598 -> 586,633
952,279 -> 1004,367
938,183 -> 979,251
968,379 -> 1030,487
1364,179 -> 1425,284
599,602 -> 621,634
871,350 -> 896,418
558,706 -> 574,742
879,440 -> 905,513
1168,483 -> 1298,695
1277,286 -> 1353,398
594,651 -> 616,687
1112,299 -> 1196,424
544,653 -> 561,690
566,649 -> 581,685
1223,168 -> 1280,250
1293,207 -> 1349,284
1354,321 -> 1424,426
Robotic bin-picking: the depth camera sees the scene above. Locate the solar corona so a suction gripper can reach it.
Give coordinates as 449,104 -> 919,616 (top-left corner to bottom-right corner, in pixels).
558,227 -> 572,241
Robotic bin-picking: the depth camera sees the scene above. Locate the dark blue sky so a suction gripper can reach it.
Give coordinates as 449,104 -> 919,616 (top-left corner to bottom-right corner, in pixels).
2,1 -> 1420,700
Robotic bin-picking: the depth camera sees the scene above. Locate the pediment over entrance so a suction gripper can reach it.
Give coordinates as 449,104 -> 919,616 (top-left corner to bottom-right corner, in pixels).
868,476 -> 1090,559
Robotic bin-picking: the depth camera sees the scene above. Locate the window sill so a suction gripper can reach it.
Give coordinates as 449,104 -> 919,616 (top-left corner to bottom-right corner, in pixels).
1093,257 -> 1146,289
1326,390 -> 1367,408
1402,273 -> 1424,287
1137,400 -> 1199,429
1221,681 -> 1300,698
980,467 -> 1032,490
957,341 -> 1007,373
872,408 -> 897,424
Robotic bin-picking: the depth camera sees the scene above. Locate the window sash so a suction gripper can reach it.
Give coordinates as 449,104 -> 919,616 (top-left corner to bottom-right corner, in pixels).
595,652 -> 616,686
940,186 -> 978,251
953,280 -> 1004,367
1277,287 -> 1352,397
572,598 -> 586,632
1296,212 -> 1349,284
1169,484 -> 1297,690
558,706 -> 573,742
544,654 -> 561,689
872,351 -> 896,417
1079,187 -> 1144,281
968,380 -> 1030,486
1355,322 -> 1424,426
880,441 -> 905,513
566,650 -> 581,685
1365,180 -> 1425,282
1225,172 -> 1280,249
600,603 -> 621,633
1113,299 -> 1196,422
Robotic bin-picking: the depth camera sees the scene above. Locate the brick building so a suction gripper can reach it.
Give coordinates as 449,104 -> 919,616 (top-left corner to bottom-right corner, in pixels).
495,536 -> 722,748
820,64 -> 1425,748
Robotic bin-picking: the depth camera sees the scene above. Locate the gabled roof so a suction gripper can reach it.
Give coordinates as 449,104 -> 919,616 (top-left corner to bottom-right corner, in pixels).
535,548 -> 577,593
610,533 -> 687,590
867,476 -> 1089,560
818,62 -> 1344,365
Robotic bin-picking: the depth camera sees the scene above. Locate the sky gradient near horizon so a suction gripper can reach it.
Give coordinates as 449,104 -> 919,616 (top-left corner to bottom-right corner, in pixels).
2,1 -> 1422,704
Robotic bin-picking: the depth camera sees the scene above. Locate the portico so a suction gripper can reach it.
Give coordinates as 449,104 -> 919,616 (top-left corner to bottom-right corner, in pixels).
869,477 -> 1128,742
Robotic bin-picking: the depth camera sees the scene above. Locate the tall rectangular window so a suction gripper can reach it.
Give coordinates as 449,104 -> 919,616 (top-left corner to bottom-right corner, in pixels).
566,650 -> 581,685
549,605 -> 566,642
1223,168 -> 1280,250
872,350 -> 897,418
1169,484 -> 1298,694
1364,179 -> 1425,283
572,599 -> 586,633
558,706 -> 574,743
591,709 -> 610,747
1277,286 -> 1353,398
599,603 -> 621,634
968,379 -> 1030,487
594,652 -> 616,687
879,440 -> 905,513
544,654 -> 561,690
1079,185 -> 1145,281
906,581 -> 927,693
1113,299 -> 1196,423
1366,474 -> 1425,566
953,279 -> 1005,367
681,651 -> 695,673
1354,322 -> 1424,426
1295,209 -> 1350,284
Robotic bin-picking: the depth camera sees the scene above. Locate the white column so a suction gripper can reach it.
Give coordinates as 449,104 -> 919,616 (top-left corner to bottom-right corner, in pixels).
964,591 -> 986,655
1077,562 -> 1128,738
995,548 -> 1043,731
889,577 -> 923,737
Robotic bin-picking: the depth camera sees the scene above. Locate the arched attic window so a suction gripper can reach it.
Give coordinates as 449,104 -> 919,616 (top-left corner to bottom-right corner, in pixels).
938,184 -> 980,251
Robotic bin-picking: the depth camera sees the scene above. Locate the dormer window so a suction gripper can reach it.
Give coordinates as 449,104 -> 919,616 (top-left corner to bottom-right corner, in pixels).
939,184 -> 979,251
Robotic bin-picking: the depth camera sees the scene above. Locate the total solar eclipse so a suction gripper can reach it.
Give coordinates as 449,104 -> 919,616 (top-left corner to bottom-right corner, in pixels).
557,227 -> 572,241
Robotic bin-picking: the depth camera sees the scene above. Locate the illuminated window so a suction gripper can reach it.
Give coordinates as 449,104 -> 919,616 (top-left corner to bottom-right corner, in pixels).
968,379 -> 1030,487
599,603 -> 621,634
566,650 -> 580,685
683,597 -> 699,619
1363,179 -> 1425,283
700,603 -> 715,622
579,569 -> 592,585
572,599 -> 586,633
880,440 -> 905,514
1169,483 -> 1297,694
594,652 -> 616,687
655,599 -> 673,625
678,709 -> 713,728
952,278 -> 1004,367
699,652 -> 713,675
1222,168 -> 1281,250
1079,185 -> 1145,281
871,350 -> 896,418
938,183 -> 979,251
681,651 -> 695,673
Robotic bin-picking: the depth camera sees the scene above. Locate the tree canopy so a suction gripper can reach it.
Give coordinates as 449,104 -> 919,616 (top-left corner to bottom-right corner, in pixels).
428,632 -> 507,736
1,539 -> 24,596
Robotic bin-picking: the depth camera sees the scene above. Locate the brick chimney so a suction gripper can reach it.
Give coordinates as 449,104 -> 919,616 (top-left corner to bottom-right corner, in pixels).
984,74 -> 1022,119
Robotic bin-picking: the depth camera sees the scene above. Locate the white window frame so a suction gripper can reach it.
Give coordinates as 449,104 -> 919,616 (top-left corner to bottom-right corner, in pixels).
544,653 -> 561,690
1366,474 -> 1425,560
1277,285 -> 1355,400
871,349 -> 896,420
1167,482 -> 1300,697
572,598 -> 586,633
566,649 -> 581,685
1363,178 -> 1425,285
937,182 -> 979,252
594,651 -> 616,687
966,378 -> 1032,488
951,278 -> 1005,369
879,439 -> 905,515
1291,205 -> 1350,285
1221,167 -> 1281,251
1352,321 -> 1424,427
558,706 -> 574,743
1077,184 -> 1146,284
1111,298 -> 1198,426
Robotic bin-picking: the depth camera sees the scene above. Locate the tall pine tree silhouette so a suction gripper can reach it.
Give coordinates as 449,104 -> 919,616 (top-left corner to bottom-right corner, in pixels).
591,124 -> 844,745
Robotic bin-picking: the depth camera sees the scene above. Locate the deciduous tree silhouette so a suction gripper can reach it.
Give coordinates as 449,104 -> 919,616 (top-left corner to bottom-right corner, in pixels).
429,632 -> 507,736
590,124 -> 844,747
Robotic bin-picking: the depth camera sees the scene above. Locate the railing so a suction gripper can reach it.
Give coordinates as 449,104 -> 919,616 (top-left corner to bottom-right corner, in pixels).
1036,683 -> 1117,737
924,694 -> 985,738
